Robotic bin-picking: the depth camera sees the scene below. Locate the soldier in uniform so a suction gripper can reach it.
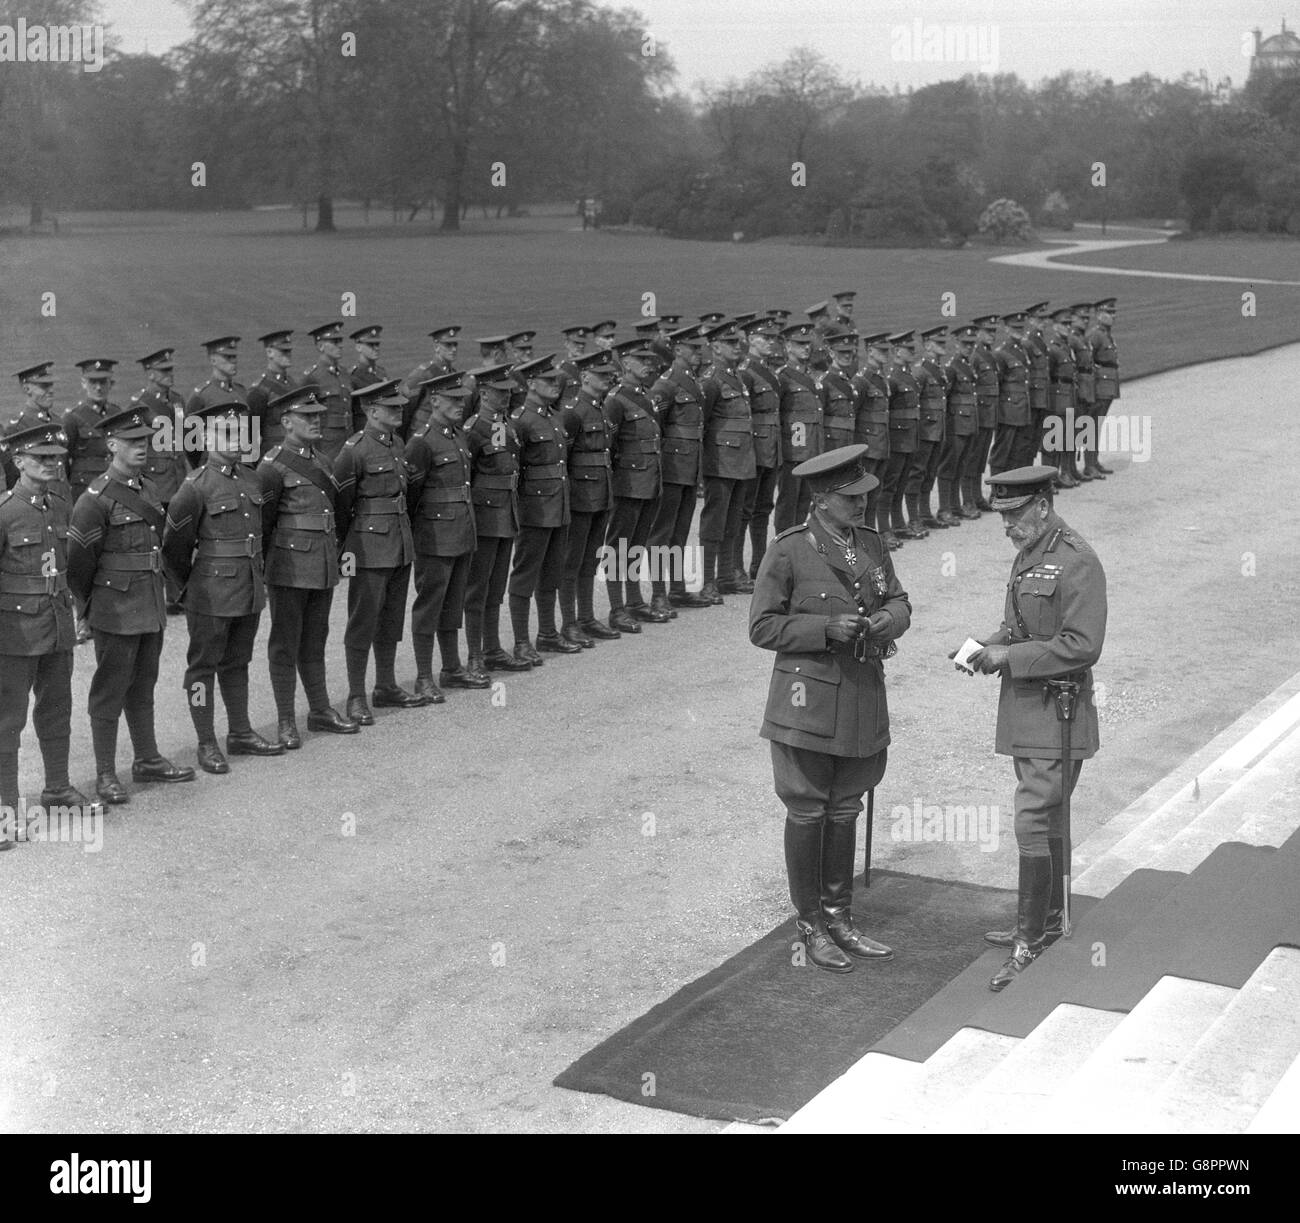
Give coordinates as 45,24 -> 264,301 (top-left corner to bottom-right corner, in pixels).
910,325 -> 951,531
774,322 -> 823,536
1088,298 -> 1119,476
556,325 -> 590,409
1023,303 -> 1052,473
804,302 -> 833,373
990,313 -> 1033,476
185,338 -> 249,468
750,444 -> 910,972
246,331 -> 297,458
1068,303 -> 1100,482
853,334 -> 893,546
559,350 -> 621,643
349,325 -> 388,397
737,317 -> 783,580
507,355 -> 573,663
1045,307 -> 1080,487
476,335 -> 511,368
603,340 -> 667,626
880,331 -> 923,541
819,329 -> 859,457
64,358 -> 121,501
404,371 -> 489,701
400,326 -> 462,437
935,326 -> 980,524
6,363 -> 71,501
965,315 -> 1001,511
257,386 -> 357,749
463,364 -> 529,673
333,379 -> 423,720
300,324 -> 353,461
961,466 -> 1106,992
0,419 -> 85,848
69,405 -> 195,801
647,326 -> 708,617
589,321 -> 618,352
164,400 -> 284,774
831,290 -> 856,329
698,321 -> 755,605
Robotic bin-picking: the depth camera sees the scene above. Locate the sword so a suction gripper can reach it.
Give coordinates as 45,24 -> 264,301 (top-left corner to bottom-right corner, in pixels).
864,788 -> 875,888
1046,679 -> 1080,937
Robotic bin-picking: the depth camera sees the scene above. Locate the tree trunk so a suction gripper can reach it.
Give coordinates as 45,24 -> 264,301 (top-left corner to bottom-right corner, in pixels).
316,194 -> 336,232
441,142 -> 467,232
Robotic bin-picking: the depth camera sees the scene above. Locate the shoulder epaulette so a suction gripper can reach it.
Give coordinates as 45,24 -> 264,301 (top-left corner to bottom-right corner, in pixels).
775,522 -> 809,540
0,490 -> 12,508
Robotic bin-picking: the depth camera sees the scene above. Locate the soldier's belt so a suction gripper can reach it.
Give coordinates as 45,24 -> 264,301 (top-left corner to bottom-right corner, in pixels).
276,513 -> 333,531
98,549 -> 164,573
522,462 -> 565,479
621,438 -> 660,454
663,426 -> 703,440
420,486 -> 471,504
750,411 -> 779,425
0,572 -> 69,595
568,453 -> 610,469
198,537 -> 260,558
355,496 -> 405,515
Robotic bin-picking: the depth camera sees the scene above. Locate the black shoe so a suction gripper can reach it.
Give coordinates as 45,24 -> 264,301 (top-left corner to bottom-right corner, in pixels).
895,524 -> 927,540
277,717 -> 302,750
197,742 -> 230,774
936,510 -> 962,527
483,648 -> 532,671
413,675 -> 445,704
1075,467 -> 1094,482
95,772 -> 129,804
1083,464 -> 1107,480
628,603 -> 669,624
536,632 -> 582,653
1055,471 -> 1079,489
560,625 -> 595,649
650,593 -> 678,619
578,619 -> 621,640
700,582 -> 724,605
40,784 -> 93,807
130,757 -> 196,784
227,729 -> 287,757
668,590 -> 712,609
307,707 -> 361,734
824,910 -> 894,960
795,918 -> 855,974
989,937 -> 1044,991
984,912 -> 1064,949
345,696 -> 375,726
515,642 -> 545,666
372,684 -> 425,708
725,571 -> 754,593
1094,461 -> 1114,475
920,515 -> 948,530
957,505 -> 981,519
608,609 -> 642,633
441,664 -> 491,688
975,498 -> 994,512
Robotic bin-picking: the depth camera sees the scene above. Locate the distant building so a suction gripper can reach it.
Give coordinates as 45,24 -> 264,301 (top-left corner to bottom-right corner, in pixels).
1249,20 -> 1300,79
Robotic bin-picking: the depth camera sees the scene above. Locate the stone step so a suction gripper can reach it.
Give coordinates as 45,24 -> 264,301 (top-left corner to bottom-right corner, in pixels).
1036,976 -> 1238,1133
1246,1050 -> 1300,1134
779,1052 -> 922,1133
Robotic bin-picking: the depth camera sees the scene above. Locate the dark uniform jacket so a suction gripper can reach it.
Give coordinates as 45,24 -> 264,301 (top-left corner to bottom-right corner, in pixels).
247,368 -> 297,458
405,420 -> 475,557
649,365 -> 704,487
994,340 -> 1031,427
604,381 -> 662,501
0,484 -> 74,654
700,365 -> 756,481
131,384 -> 190,503
1069,329 -> 1095,407
258,442 -> 339,589
63,399 -> 118,499
556,359 -> 583,411
915,357 -> 949,445
777,363 -> 823,464
851,366 -> 891,462
4,408 -> 72,501
1047,336 -> 1076,414
300,359 -> 352,454
749,517 -> 911,758
739,357 -> 781,469
819,368 -> 858,453
185,377 -> 250,468
885,362 -> 920,454
334,425 -> 415,569
69,471 -> 167,634
1088,325 -> 1120,401
944,353 -> 978,437
163,459 -> 266,618
973,345 -> 1000,430
983,512 -> 1105,760
400,357 -> 454,438
465,411 -> 521,538
1024,328 -> 1050,413
511,399 -> 570,528
561,392 -> 612,515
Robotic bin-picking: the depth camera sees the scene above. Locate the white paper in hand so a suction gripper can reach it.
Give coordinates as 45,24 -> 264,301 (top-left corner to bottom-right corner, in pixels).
953,637 -> 985,675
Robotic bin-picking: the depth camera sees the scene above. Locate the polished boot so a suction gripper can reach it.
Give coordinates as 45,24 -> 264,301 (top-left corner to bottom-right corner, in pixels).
345,695 -> 375,726
786,820 -> 854,974
578,619 -> 621,640
307,707 -> 360,734
96,772 -> 129,804
560,624 -> 595,649
227,729 -> 287,756
130,757 -> 196,784
372,684 -> 425,708
515,641 -> 545,666
668,589 -> 712,609
536,631 -> 582,653
277,717 -> 302,750
196,742 -> 230,774
441,662 -> 492,687
821,820 -> 893,961
649,592 -> 677,620
482,647 -> 532,671
414,675 -> 446,704
627,602 -> 670,623
608,608 -> 643,633
989,853 -> 1053,991
40,784 -> 92,807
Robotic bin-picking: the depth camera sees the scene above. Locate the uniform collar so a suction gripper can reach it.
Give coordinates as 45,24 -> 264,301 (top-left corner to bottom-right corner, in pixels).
1014,512 -> 1065,575
808,513 -> 866,577
284,440 -> 314,457
11,482 -> 49,509
206,455 -> 239,477
364,424 -> 394,444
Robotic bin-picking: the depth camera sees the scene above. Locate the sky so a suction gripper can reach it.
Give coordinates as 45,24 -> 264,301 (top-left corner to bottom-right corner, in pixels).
99,0 -> 1286,92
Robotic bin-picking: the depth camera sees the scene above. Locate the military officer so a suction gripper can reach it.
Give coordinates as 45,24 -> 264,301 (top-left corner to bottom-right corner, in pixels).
463,364 -> 528,673
589,321 -> 618,352
556,325 -> 590,409
819,329 -> 859,456
258,385 -> 357,749
400,325 -> 462,437
64,358 -> 121,501
960,466 -> 1106,992
300,324 -> 353,460
697,312 -> 727,331
0,419 -> 85,848
964,315 -> 1001,510
1023,303 -> 1052,472
853,334 -> 893,545
935,326 -> 980,524
69,405 -> 195,801
333,379 -> 423,720
404,371 -> 488,701
1045,307 -> 1080,487
750,444 -> 910,973
774,322 -> 823,536
349,325 -> 388,396
7,363 -> 71,501
910,325 -> 950,531
804,302 -> 833,372
246,331 -> 297,458
602,340 -> 666,627
476,335 -> 511,367
1088,298 -> 1119,476
164,400 -> 284,774
990,313 -> 1033,476
698,321 -> 756,605
737,317 -> 783,581
647,326 -> 708,617
186,338 -> 249,468
880,331 -> 923,541
1069,303 -> 1101,482
559,350 -> 621,643
831,290 -> 857,328
507,355 -> 572,664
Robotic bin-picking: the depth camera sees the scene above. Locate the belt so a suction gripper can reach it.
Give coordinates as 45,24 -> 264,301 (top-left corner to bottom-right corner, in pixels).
663,426 -> 703,440
420,486 -> 471,504
568,453 -> 610,469
474,472 -> 519,488
277,513 -> 333,531
355,496 -> 404,515
198,537 -> 260,558
523,462 -> 565,479
622,439 -> 660,453
97,550 -> 163,572
750,411 -> 779,424
0,572 -> 69,594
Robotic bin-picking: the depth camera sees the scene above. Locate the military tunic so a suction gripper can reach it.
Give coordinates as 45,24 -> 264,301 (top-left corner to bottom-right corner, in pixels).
300,359 -> 353,460
819,368 -> 857,454
738,356 -> 782,578
648,365 -> 704,598
464,409 -> 521,655
879,362 -> 919,527
991,339 -> 1033,473
604,380 -> 661,609
508,397 -> 571,632
63,399 -> 118,501
774,363 -> 822,534
247,367 -> 297,458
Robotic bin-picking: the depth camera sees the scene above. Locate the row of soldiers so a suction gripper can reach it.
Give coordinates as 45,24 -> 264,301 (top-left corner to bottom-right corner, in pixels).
0,294 -> 1121,836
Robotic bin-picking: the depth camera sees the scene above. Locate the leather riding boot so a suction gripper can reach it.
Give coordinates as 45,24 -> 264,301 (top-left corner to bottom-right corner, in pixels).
785,820 -> 854,974
821,820 -> 893,961
989,854 -> 1053,991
